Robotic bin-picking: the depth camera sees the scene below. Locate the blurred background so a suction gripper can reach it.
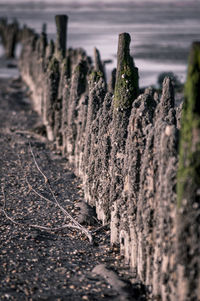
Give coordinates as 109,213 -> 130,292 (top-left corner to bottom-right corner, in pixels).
0,0 -> 200,87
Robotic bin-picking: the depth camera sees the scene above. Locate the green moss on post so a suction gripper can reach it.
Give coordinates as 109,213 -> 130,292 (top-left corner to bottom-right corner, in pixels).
61,57 -> 68,73
55,15 -> 68,61
89,70 -> 104,83
94,47 -> 106,80
114,33 -> 139,111
37,32 -> 47,58
49,40 -> 55,57
177,42 -> 200,207
48,56 -> 59,74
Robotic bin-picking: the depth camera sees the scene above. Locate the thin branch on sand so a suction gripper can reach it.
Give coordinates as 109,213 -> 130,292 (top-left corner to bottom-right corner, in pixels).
2,144 -> 94,243
22,143 -> 93,243
29,142 -> 48,184
1,185 -> 94,236
92,223 -> 109,234
1,185 -> 67,231
25,176 -> 55,205
25,176 -> 93,241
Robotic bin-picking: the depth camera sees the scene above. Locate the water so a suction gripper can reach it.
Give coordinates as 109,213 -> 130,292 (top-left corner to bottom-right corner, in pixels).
0,0 -> 200,87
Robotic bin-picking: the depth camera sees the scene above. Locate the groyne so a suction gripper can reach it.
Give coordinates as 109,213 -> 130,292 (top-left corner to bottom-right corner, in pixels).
0,16 -> 200,301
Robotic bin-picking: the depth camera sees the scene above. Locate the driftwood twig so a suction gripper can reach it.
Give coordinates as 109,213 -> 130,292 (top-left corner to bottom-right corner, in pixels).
1,185 -> 95,237
28,143 -> 93,243
29,142 -> 48,184
2,144 -> 94,244
1,185 -> 68,231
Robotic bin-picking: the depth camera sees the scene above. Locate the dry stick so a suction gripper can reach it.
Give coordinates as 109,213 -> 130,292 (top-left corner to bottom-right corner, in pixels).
29,142 -> 48,184
29,143 -> 93,243
25,177 -> 70,225
1,185 -> 71,232
26,177 -> 107,234
14,130 -> 47,142
92,223 -> 109,234
16,154 -> 53,205
25,173 -> 73,206
25,176 -> 55,205
48,174 -> 93,243
1,146 -> 93,239
20,156 -> 81,230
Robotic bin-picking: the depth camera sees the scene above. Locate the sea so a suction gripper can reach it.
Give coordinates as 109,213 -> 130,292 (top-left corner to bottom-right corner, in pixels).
0,0 -> 200,87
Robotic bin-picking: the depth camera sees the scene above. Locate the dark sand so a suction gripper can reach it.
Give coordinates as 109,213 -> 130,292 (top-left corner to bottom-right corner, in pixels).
0,75 -> 146,300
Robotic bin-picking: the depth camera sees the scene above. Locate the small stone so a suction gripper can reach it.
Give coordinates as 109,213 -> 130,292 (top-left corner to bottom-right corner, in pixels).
165,125 -> 172,136
182,199 -> 187,206
193,202 -> 199,209
196,189 -> 200,196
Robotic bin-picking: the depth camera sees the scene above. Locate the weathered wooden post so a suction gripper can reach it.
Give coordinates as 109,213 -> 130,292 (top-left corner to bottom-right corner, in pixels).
45,40 -> 55,61
176,42 -> 200,301
114,32 -> 139,110
55,15 -> 68,60
36,32 -> 47,58
94,47 -> 106,80
42,23 -> 47,34
0,18 -> 19,58
108,68 -> 116,93
110,33 -> 139,243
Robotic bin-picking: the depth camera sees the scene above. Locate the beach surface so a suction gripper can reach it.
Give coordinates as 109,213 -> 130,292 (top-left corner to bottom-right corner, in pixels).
0,73 -> 147,300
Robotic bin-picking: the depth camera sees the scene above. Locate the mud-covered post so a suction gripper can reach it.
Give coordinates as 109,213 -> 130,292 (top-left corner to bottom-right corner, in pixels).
108,68 -> 116,93
110,33 -> 139,243
176,42 -> 200,300
94,47 -> 106,80
114,32 -> 139,110
0,18 -> 19,58
55,15 -> 68,60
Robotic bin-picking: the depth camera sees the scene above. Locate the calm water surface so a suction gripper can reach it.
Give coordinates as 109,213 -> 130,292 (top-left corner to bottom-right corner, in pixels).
0,0 -> 200,87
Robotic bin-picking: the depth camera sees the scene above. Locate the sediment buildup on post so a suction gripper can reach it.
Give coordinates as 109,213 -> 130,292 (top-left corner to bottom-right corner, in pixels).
176,42 -> 200,301
1,15 -> 200,301
0,18 -> 19,58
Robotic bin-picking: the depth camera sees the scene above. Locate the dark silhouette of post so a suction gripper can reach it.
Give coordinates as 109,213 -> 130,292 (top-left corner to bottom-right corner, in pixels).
55,15 -> 68,61
0,18 -> 19,58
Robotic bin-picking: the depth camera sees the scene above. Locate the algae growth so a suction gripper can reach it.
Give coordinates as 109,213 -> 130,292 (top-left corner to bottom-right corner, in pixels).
114,33 -> 139,111
177,42 -> 200,207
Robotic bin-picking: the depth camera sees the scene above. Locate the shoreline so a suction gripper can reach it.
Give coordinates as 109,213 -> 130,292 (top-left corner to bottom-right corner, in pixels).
1,0 -> 199,87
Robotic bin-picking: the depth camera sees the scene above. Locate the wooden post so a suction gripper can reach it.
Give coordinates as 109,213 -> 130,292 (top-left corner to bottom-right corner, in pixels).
176,41 -> 200,301
55,15 -> 68,61
114,33 -> 139,111
94,47 -> 106,80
